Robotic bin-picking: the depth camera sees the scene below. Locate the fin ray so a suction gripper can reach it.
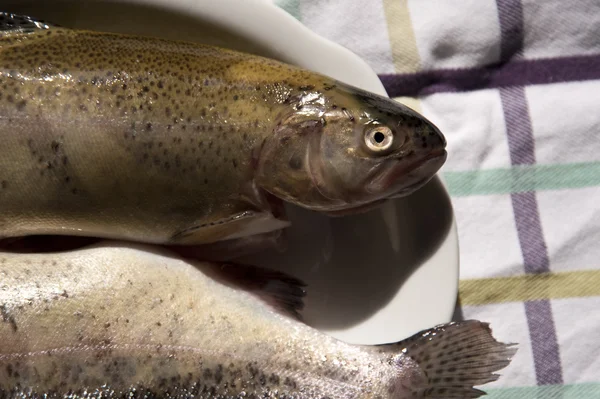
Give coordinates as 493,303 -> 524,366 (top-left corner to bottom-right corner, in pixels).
380,320 -> 517,398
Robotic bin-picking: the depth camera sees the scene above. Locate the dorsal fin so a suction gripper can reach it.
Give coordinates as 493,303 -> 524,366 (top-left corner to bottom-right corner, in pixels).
0,12 -> 59,33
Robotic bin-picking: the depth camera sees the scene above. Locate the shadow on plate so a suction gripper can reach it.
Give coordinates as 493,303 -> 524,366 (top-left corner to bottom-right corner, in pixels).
2,0 -> 283,60
239,176 -> 454,330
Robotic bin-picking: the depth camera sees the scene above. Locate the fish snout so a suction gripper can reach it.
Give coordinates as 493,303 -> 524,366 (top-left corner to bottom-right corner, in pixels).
406,118 -> 446,157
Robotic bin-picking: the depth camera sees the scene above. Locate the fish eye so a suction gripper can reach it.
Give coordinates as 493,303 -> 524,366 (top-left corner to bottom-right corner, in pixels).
365,126 -> 393,152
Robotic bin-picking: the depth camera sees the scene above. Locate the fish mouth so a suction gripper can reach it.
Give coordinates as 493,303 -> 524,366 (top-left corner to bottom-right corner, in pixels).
307,149 -> 447,216
366,149 -> 447,198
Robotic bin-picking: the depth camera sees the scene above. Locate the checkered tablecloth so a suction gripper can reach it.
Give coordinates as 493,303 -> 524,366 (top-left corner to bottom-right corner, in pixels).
275,0 -> 600,397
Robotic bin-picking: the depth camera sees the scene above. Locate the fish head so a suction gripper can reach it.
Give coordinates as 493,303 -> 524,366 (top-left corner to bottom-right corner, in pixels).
255,81 -> 447,215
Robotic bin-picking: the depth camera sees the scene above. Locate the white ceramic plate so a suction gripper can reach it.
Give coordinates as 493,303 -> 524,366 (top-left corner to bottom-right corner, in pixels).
4,0 -> 459,345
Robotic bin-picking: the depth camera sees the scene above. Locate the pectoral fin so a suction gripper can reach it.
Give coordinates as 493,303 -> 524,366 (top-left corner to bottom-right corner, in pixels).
166,229 -> 287,261
200,261 -> 306,321
170,210 -> 291,245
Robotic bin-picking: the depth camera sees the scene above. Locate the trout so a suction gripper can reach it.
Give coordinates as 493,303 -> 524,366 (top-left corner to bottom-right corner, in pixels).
0,242 -> 515,398
0,12 -> 446,248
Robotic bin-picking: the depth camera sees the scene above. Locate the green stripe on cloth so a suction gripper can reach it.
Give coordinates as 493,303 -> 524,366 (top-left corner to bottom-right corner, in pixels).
444,162 -> 600,196
486,383 -> 600,398
459,270 -> 600,305
274,0 -> 301,20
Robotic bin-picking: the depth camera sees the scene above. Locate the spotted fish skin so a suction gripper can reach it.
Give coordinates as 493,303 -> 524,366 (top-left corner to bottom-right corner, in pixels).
0,12 -> 446,246
0,242 -> 514,398
0,15 -> 302,244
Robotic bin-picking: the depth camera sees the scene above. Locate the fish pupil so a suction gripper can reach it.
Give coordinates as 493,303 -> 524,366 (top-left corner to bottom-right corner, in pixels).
374,131 -> 386,143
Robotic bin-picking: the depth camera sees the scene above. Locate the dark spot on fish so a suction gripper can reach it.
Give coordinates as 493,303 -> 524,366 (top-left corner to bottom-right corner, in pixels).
284,377 -> 297,389
0,180 -> 7,189
71,188 -> 78,195
146,122 -> 153,131
214,365 -> 223,384
6,95 -> 13,103
288,156 -> 302,170
0,305 -> 18,332
268,374 -> 280,384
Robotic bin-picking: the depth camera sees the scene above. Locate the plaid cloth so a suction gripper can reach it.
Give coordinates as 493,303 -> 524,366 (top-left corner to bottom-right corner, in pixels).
274,0 -> 600,397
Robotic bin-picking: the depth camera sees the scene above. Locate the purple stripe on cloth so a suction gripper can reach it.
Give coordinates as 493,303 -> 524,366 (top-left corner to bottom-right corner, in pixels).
378,53 -> 600,97
495,0 -> 525,60
493,2 -> 564,383
501,85 -> 563,387
525,301 -> 564,385
500,87 -> 535,165
511,192 -> 550,274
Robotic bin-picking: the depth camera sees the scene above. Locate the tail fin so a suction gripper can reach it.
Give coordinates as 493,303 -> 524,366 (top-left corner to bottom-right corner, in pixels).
383,320 -> 517,398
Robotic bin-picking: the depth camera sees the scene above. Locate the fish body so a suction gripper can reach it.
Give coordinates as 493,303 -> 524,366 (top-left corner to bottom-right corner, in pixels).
0,242 -> 514,398
0,12 -> 446,246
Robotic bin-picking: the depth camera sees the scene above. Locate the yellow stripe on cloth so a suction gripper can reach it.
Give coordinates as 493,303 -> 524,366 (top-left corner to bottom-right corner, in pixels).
459,270 -> 600,305
383,3 -> 423,113
382,0 -> 421,74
